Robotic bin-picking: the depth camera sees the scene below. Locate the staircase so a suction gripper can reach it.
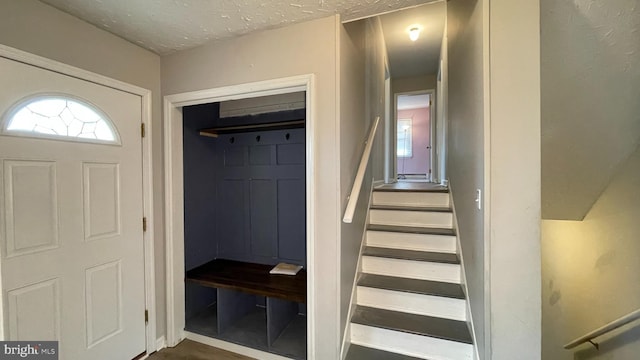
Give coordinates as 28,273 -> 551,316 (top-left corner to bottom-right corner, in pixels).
345,184 -> 474,360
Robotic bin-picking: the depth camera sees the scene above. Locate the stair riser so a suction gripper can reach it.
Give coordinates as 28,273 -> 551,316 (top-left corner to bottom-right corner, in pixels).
357,287 -> 467,321
369,210 -> 453,228
366,231 -> 457,253
362,256 -> 461,283
373,191 -> 450,208
350,323 -> 473,360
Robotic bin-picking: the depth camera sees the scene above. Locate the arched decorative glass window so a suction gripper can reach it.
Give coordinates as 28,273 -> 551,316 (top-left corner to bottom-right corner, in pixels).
2,95 -> 120,145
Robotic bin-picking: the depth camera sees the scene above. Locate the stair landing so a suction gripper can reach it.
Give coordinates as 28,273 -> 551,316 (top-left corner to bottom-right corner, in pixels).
374,182 -> 448,192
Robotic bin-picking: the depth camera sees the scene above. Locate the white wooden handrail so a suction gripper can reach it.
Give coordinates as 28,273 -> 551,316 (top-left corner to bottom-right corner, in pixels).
564,309 -> 640,350
343,116 -> 380,223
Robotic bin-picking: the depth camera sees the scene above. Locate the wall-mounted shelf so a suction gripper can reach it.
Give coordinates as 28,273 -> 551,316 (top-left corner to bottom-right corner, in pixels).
199,119 -> 305,138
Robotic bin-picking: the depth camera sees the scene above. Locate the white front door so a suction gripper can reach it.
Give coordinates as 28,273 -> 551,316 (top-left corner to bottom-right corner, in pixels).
0,56 -> 146,359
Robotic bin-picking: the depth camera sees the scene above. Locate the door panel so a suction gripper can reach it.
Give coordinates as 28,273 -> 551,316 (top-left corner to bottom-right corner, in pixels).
3,160 -> 59,257
83,162 -> 121,241
0,56 -> 145,360
7,278 -> 60,341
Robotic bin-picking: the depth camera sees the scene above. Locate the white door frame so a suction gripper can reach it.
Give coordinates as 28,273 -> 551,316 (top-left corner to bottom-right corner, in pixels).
383,63 -> 393,184
393,89 -> 436,181
0,44 -> 157,354
163,74 -> 316,357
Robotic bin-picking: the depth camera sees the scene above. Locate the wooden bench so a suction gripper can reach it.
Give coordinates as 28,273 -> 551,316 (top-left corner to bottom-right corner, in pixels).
185,258 -> 306,304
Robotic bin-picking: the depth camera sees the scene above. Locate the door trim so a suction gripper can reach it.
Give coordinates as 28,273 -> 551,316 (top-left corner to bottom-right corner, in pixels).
0,44 -> 157,354
393,89 -> 436,181
163,74 -> 316,357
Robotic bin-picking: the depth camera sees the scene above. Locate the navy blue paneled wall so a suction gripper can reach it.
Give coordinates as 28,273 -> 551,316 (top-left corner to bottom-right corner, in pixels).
183,102 -> 220,271
183,104 -> 307,271
215,109 -> 306,267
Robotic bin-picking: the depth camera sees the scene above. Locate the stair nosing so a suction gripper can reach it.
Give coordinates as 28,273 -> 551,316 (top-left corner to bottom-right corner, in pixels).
346,344 -> 423,360
367,224 -> 457,236
373,188 -> 449,193
370,205 -> 452,212
363,246 -> 460,264
352,305 -> 473,344
357,273 -> 466,299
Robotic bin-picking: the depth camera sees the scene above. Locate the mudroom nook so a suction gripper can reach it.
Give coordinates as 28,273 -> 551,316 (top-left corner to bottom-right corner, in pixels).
181,93 -> 307,360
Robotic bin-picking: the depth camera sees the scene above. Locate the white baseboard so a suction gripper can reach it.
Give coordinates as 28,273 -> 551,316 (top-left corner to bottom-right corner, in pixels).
156,335 -> 167,352
185,331 -> 292,360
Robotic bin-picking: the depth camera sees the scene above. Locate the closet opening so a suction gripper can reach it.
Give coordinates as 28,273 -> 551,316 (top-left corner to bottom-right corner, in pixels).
181,92 -> 308,360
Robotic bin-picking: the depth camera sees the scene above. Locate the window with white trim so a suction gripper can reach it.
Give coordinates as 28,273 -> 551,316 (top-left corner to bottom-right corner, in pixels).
2,96 -> 120,144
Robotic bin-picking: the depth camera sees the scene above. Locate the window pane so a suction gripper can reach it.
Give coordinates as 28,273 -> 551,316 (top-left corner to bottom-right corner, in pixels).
397,118 -> 412,157
3,96 -> 119,144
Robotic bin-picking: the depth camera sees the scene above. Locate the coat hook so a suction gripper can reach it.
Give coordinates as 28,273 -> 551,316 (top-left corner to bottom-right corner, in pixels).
588,340 -> 600,350
285,133 -> 290,140
229,137 -> 235,144
256,135 -> 261,142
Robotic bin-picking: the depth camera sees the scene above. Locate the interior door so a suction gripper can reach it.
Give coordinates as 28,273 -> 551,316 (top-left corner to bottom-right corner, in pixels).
0,56 -> 145,359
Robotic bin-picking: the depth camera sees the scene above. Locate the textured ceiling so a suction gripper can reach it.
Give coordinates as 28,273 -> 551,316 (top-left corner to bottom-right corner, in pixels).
541,0 -> 640,220
380,1 -> 445,77
39,0 -> 437,55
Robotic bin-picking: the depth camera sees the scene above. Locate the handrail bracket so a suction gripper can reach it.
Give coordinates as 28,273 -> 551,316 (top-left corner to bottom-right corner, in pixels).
564,308 -> 640,350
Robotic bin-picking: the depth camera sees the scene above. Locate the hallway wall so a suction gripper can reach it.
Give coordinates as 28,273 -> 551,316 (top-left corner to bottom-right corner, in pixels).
543,145 -> 640,360
448,0 -> 542,359
541,0 -> 640,220
446,0 -> 487,356
487,0 -> 541,358
338,19 -> 368,349
392,74 -> 437,94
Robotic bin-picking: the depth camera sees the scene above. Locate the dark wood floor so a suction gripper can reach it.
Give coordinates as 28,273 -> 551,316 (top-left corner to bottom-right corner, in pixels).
148,340 -> 254,360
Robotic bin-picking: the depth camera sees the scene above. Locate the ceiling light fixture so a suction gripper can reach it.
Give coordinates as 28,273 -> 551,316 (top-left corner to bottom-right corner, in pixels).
409,27 -> 420,41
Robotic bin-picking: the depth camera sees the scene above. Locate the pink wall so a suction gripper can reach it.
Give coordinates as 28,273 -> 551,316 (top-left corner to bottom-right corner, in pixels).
397,107 -> 430,175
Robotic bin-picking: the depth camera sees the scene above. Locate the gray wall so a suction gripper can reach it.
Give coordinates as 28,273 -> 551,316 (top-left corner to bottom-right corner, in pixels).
543,145 -> 640,360
162,15 -> 342,358
489,0 -> 541,359
0,0 -> 166,338
338,20 -> 368,347
365,17 -> 388,182
446,0 -> 487,357
337,14 -> 391,350
541,0 -> 640,220
541,0 -> 640,358
448,1 -> 542,359
392,74 -> 437,95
